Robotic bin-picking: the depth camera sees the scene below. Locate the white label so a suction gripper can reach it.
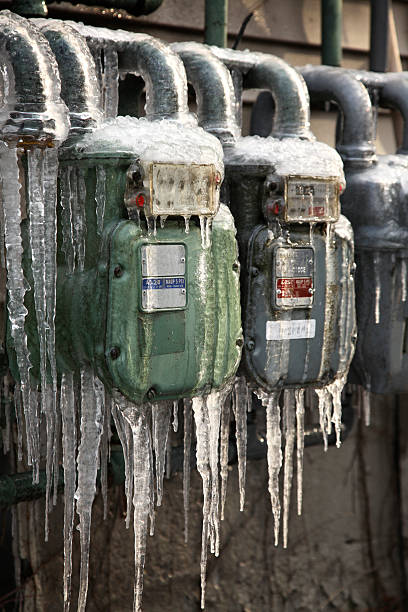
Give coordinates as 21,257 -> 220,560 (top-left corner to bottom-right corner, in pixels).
266,319 -> 316,340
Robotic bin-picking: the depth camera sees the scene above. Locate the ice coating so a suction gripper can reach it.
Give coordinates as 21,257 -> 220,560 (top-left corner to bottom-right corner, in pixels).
261,391 -> 282,546
73,116 -> 224,176
295,388 -> 305,516
232,377 -> 249,512
225,135 -> 345,183
282,390 -> 295,549
183,398 -> 193,543
151,402 -> 172,507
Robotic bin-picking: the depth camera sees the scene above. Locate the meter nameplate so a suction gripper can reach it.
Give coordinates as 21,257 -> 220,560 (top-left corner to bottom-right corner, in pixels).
141,244 -> 186,311
145,162 -> 218,217
141,244 -> 185,277
275,247 -> 314,308
285,177 -> 339,222
266,319 -> 316,340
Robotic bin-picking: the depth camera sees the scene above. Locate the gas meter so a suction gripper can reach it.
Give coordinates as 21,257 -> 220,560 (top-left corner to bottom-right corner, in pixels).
174,43 -> 356,395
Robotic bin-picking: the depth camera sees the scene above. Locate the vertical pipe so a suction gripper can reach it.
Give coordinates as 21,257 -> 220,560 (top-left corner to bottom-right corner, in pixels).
205,0 -> 228,47
321,0 -> 343,66
370,0 -> 389,71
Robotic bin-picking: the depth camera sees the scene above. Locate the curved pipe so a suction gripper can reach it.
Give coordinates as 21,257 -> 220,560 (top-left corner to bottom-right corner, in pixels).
67,23 -> 190,122
211,46 -> 312,139
0,10 -> 69,143
300,65 -> 376,164
380,76 -> 408,154
171,42 -> 239,145
39,20 -> 102,135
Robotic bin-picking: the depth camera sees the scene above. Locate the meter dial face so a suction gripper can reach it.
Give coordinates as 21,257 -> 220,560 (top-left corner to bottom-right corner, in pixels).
274,246 -> 314,309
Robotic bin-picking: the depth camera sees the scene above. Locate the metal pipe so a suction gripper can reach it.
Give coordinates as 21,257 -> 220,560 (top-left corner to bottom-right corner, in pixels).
370,0 -> 389,72
11,0 -> 163,18
212,46 -> 312,139
321,0 -> 342,66
38,20 -> 102,135
171,42 -> 239,145
300,65 -> 376,164
68,23 -> 190,122
0,10 -> 69,144
205,0 -> 228,47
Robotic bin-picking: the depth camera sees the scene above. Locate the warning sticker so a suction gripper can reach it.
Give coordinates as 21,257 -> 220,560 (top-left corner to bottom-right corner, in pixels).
266,319 -> 316,340
275,247 -> 314,308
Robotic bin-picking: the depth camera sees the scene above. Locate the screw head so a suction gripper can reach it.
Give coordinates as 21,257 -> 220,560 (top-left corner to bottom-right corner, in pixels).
110,347 -> 120,360
246,339 -> 255,351
251,267 -> 259,277
146,388 -> 156,400
232,262 -> 239,272
236,338 -> 244,347
114,265 -> 123,278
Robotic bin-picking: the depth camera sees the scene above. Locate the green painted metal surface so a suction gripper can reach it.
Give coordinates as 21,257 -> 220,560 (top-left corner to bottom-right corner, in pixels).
7,138 -> 242,402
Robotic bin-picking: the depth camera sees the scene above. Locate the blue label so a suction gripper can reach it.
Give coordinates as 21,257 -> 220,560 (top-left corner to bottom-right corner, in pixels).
142,277 -> 185,290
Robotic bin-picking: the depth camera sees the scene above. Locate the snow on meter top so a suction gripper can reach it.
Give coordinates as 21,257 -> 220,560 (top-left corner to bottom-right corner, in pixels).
56,116 -> 242,403
223,135 -> 356,393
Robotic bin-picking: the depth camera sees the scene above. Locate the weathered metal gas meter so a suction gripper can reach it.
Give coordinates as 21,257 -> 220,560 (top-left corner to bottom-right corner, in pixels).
30,118 -> 243,404
223,140 -> 356,393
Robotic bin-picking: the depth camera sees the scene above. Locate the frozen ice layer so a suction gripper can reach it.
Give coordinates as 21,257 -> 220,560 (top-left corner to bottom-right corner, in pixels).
71,115 -> 224,174
225,136 -> 345,183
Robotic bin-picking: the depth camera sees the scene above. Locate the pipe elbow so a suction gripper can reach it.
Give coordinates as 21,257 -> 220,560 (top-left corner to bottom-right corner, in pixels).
300,65 -> 376,164
171,41 -> 239,144
38,20 -> 102,135
0,10 -> 69,144
380,76 -> 408,153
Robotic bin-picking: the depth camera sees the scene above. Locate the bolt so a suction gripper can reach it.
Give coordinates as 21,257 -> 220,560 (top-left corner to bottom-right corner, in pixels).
236,338 -> 244,347
251,267 -> 259,277
232,262 -> 239,272
114,265 -> 123,278
268,181 -> 278,192
146,388 -> 156,400
246,339 -> 255,351
110,347 -> 120,360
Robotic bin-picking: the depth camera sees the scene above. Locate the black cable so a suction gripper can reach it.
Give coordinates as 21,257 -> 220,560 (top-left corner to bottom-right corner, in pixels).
232,11 -> 254,50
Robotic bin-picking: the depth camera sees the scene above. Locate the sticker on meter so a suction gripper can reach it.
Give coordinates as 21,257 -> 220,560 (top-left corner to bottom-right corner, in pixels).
141,243 -> 186,311
274,247 -> 314,308
285,177 -> 339,222
266,319 -> 316,340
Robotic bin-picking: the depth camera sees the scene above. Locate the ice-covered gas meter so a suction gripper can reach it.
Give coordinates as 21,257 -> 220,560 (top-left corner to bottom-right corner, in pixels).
223,140 -> 355,391
53,118 -> 242,403
301,65 -> 408,394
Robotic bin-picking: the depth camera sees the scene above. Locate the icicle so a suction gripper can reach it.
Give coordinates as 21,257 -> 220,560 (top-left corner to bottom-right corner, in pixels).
327,376 -> 346,448
100,391 -> 111,520
153,216 -> 157,237
166,434 -> 172,480
14,383 -> 23,462
219,396 -> 230,521
151,402 -> 171,506
59,166 -> 75,273
373,252 -> 381,324
206,389 -> 225,557
183,216 -> 190,234
121,401 -> 152,612
70,167 -> 86,271
402,259 -> 407,302
61,372 -> 76,612
294,388 -> 305,516
111,400 -> 134,529
0,144 -> 38,479
315,386 -> 331,452
183,398 -> 192,543
362,387 -> 371,427
282,390 -> 295,549
53,407 -> 61,507
232,378 -> 248,512
160,215 -> 167,229
147,424 -> 155,536
263,391 -> 282,547
172,400 -> 179,433
192,396 -> 211,609
103,48 -> 119,119
76,369 -> 104,612
95,165 -> 106,236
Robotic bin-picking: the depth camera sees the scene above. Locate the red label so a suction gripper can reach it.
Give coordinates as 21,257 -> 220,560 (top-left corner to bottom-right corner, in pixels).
277,277 -> 313,299
308,205 -> 325,217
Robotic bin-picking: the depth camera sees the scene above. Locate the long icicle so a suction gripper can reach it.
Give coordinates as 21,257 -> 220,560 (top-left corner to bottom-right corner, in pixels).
294,388 -> 305,516
76,369 -> 104,612
232,378 -> 248,512
183,398 -> 192,543
219,395 -> 230,521
151,402 -> 172,506
282,390 -> 296,549
60,372 -> 76,612
263,392 -> 282,546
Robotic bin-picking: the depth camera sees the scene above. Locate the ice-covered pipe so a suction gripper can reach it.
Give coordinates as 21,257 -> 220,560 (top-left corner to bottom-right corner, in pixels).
0,10 -> 69,144
211,46 -> 312,140
38,21 -> 102,135
300,65 -> 376,164
63,22 -> 190,122
171,42 -> 239,145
